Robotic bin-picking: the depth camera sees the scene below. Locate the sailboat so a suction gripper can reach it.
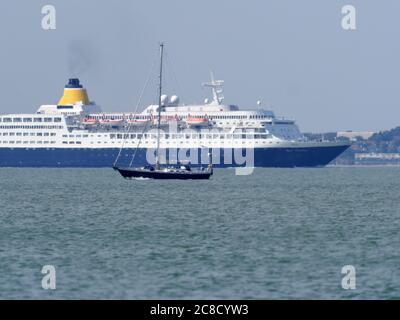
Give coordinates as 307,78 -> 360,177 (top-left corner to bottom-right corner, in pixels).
113,43 -> 213,180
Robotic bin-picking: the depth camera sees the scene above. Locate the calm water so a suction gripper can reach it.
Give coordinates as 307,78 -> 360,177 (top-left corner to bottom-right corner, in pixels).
0,167 -> 399,299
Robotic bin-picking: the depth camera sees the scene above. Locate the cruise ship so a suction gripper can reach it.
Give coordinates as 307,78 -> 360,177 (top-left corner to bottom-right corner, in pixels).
0,78 -> 350,168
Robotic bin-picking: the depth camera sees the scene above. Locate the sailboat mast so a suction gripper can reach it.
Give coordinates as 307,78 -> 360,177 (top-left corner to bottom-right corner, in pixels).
155,43 -> 164,170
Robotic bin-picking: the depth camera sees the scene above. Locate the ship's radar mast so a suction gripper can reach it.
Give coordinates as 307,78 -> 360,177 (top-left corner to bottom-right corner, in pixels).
202,71 -> 224,105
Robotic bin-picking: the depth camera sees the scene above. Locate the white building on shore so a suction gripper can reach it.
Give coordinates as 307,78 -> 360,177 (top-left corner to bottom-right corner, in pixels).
337,131 -> 375,140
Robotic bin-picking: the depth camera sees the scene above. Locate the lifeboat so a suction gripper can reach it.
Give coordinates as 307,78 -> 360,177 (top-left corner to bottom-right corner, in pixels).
185,116 -> 209,127
151,116 -> 173,126
81,118 -> 98,125
127,118 -> 150,125
98,119 -> 124,126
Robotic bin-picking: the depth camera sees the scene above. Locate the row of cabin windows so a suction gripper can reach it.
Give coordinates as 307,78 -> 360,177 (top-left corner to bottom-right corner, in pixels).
249,115 -> 271,119
110,133 -> 271,140
91,115 -> 148,120
0,125 -> 63,129
1,141 -> 56,144
2,132 -> 56,137
209,115 -> 248,120
1,140 -> 280,146
1,132 -> 273,140
62,134 -> 89,138
0,117 -> 62,123
88,115 -> 251,120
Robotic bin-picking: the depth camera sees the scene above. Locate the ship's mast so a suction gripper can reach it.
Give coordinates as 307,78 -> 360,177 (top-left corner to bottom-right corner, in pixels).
155,43 -> 164,170
202,71 -> 224,105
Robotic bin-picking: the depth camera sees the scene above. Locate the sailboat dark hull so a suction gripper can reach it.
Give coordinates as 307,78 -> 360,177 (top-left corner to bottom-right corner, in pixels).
114,167 -> 213,180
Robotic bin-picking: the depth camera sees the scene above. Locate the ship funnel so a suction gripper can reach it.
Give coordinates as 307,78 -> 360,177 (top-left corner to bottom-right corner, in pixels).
58,78 -> 90,105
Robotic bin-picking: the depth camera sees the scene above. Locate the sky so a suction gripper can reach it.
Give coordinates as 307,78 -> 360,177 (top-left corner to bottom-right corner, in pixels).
0,0 -> 399,132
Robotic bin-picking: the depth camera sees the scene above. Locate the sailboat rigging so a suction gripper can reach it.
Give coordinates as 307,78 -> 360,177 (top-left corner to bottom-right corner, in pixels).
155,43 -> 164,170
113,43 -> 213,180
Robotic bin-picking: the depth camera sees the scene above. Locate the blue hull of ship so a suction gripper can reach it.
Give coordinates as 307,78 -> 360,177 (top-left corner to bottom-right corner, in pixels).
0,145 -> 349,168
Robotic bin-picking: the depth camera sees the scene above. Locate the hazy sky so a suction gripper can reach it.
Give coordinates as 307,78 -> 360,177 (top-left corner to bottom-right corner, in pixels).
0,0 -> 399,132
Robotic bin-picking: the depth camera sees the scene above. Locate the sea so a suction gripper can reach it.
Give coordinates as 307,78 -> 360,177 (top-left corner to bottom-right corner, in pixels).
0,167 -> 399,299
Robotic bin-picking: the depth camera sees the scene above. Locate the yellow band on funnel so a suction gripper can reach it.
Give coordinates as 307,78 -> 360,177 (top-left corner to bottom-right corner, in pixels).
58,88 -> 90,105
